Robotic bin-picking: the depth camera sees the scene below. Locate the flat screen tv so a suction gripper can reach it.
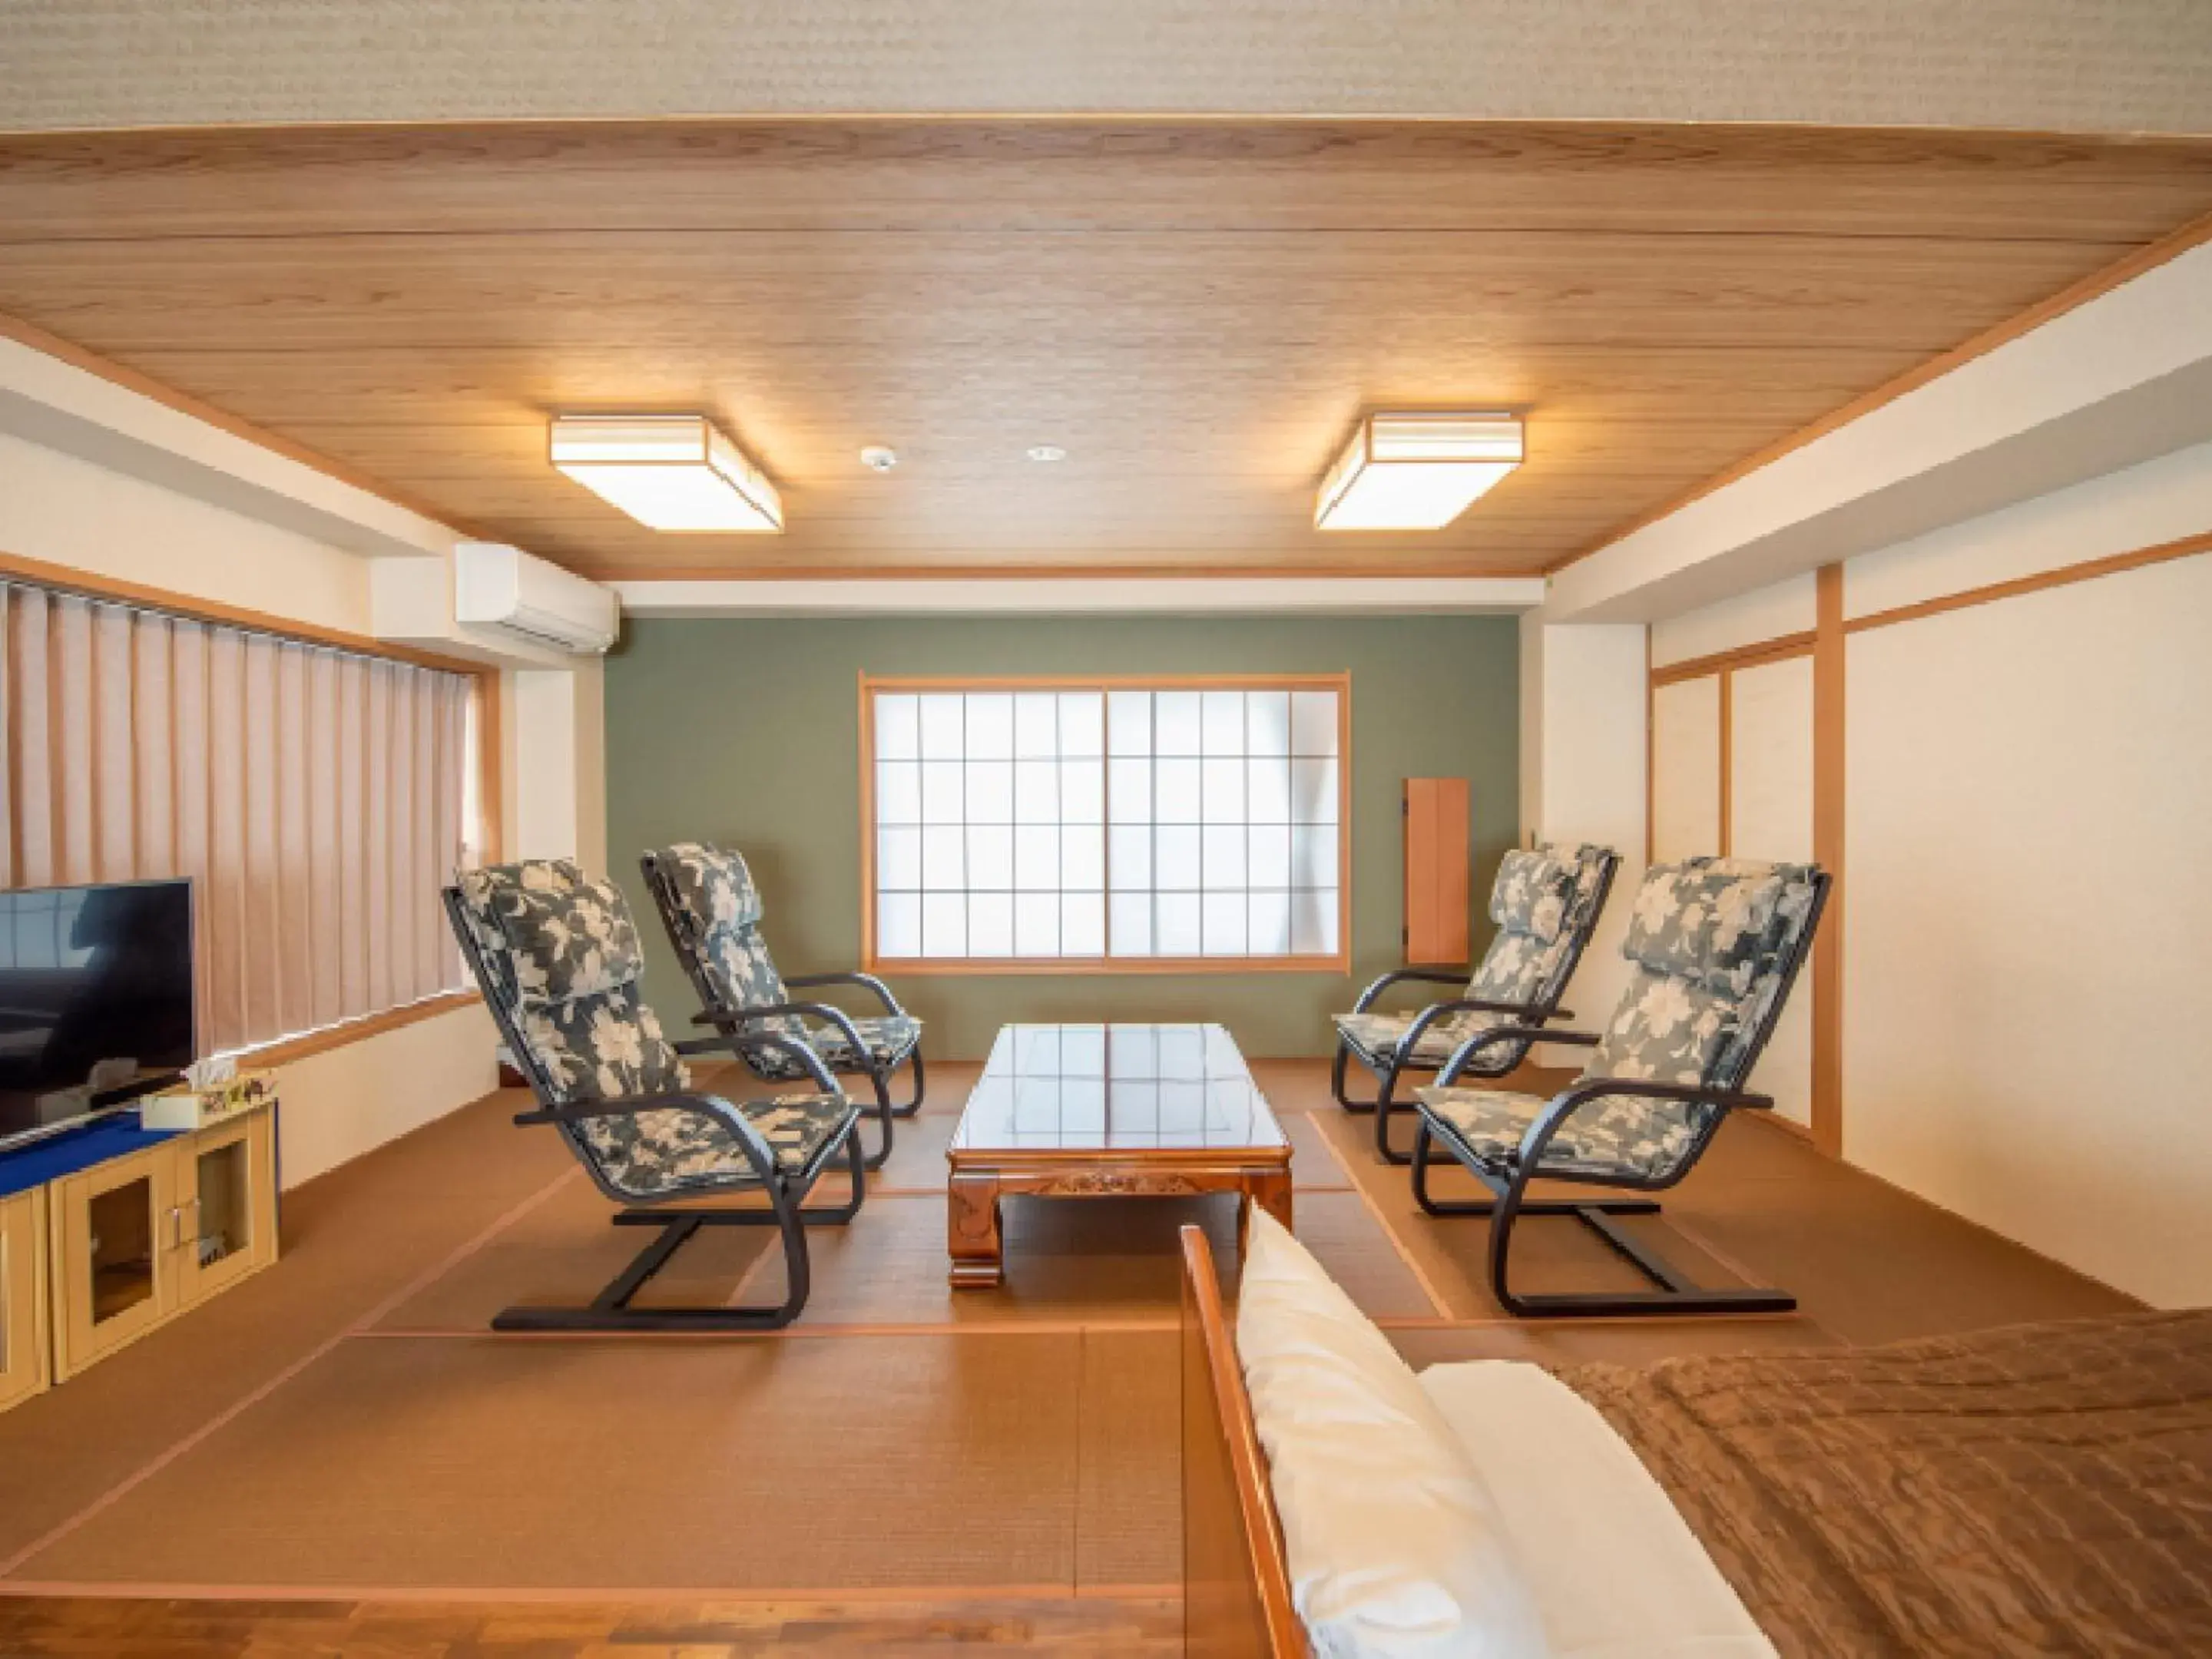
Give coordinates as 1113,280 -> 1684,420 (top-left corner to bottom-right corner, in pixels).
0,879 -> 195,1153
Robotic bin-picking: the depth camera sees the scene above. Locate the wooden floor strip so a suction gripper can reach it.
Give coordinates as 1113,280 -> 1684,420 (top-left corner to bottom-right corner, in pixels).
0,1580 -> 1154,1604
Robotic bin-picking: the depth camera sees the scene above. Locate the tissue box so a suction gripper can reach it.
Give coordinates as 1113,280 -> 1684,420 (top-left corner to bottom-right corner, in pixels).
140,1069 -> 278,1131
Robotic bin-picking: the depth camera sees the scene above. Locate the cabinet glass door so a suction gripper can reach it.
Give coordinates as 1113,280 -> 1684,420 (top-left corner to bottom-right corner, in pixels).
190,1136 -> 250,1273
86,1174 -> 159,1327
174,1116 -> 272,1306
55,1147 -> 172,1379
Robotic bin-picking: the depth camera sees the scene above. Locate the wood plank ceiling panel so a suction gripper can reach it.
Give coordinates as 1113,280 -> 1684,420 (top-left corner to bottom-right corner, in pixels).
1,120 -> 2208,579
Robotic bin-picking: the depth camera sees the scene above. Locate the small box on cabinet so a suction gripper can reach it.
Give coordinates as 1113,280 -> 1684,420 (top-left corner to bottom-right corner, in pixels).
139,1069 -> 277,1132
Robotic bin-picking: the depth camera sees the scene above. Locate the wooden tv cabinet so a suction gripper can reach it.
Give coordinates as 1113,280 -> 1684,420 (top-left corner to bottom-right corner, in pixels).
0,1101 -> 279,1409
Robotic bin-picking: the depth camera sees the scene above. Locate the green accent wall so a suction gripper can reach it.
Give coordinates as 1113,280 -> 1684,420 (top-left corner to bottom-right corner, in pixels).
604,615 -> 1518,1058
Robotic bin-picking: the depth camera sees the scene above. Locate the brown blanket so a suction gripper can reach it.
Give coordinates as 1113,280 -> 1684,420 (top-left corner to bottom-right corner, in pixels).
1564,1310 -> 2212,1657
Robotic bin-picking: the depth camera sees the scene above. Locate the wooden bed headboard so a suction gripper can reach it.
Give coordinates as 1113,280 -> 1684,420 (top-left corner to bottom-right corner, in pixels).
1181,1224 -> 1312,1658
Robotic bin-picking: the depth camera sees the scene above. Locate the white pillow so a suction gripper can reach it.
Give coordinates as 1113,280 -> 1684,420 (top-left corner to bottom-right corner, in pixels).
1236,1208 -> 1551,1659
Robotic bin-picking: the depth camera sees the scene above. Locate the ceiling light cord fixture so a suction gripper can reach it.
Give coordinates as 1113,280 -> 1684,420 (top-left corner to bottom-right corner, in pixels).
549,414 -> 783,533
1315,412 -> 1523,531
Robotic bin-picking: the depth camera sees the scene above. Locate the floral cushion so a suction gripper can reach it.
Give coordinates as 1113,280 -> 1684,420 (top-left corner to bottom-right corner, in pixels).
1584,967 -> 1744,1087
1619,858 -> 1794,994
740,1014 -> 923,1081
649,842 -> 806,1043
472,865 -> 647,1008
455,861 -> 697,1190
1415,1084 -> 1700,1182
1333,843 -> 1617,1081
657,840 -> 767,932
595,1091 -> 854,1200
699,925 -> 806,1044
1489,849 -> 1575,944
651,841 -> 926,1080
1594,857 -> 1821,1092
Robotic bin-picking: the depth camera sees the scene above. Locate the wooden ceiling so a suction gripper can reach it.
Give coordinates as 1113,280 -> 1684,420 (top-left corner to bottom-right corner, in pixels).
1,121 -> 2209,581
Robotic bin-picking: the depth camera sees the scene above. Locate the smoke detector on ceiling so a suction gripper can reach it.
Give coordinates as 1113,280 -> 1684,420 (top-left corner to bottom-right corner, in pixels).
860,445 -> 899,472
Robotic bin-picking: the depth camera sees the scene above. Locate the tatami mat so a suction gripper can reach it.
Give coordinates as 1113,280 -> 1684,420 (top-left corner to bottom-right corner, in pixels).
0,1096 -> 578,1571
0,1057 -> 2139,1604
12,1333 -> 1094,1591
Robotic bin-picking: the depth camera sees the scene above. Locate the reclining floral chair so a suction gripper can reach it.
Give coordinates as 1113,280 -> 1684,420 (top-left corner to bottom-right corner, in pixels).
1333,843 -> 1619,1165
445,859 -> 866,1333
1411,856 -> 1830,1318
641,843 -> 926,1171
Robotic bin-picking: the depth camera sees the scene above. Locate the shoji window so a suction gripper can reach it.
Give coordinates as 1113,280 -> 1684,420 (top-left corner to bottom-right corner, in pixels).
863,676 -> 1348,971
0,579 -> 479,1055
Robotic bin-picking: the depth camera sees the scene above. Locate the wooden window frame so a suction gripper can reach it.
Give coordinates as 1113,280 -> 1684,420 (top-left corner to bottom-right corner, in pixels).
859,671 -> 1351,976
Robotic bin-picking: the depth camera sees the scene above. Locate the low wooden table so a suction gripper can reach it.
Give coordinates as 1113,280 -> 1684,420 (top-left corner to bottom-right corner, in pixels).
946,1023 -> 1293,1288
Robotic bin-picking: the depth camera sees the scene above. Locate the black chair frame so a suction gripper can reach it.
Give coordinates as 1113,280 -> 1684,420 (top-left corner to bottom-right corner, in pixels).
1336,847 -> 1617,1166
1336,982 -> 1581,1167
640,852 -> 926,1176
445,886 -> 866,1334
1409,871 -> 1830,1320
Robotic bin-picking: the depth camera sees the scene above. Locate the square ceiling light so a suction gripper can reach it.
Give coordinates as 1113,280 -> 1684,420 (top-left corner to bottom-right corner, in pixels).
549,415 -> 783,532
1314,412 -> 1523,531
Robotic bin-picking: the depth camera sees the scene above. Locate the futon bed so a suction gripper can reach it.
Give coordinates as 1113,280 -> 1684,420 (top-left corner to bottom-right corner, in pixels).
1184,1221 -> 2212,1657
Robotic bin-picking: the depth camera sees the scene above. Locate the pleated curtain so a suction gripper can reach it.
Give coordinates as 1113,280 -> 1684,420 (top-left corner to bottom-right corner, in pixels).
0,581 -> 472,1055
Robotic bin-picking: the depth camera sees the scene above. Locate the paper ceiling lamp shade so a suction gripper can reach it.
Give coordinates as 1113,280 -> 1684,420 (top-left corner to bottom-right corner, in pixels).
550,415 -> 783,533
1314,412 -> 1523,531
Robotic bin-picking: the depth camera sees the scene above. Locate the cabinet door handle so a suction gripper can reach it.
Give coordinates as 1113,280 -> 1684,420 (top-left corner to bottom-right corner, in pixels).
167,1206 -> 185,1251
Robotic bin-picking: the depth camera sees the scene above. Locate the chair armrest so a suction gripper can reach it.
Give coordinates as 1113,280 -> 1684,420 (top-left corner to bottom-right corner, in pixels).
693,999 -> 873,1065
1551,1077 -> 1774,1113
1350,967 -> 1468,1013
674,1029 -> 842,1093
1393,998 -> 1535,1062
783,969 -> 906,1016
513,1090 -> 785,1182
1435,1024 -> 1598,1087
1512,1077 -> 1773,1168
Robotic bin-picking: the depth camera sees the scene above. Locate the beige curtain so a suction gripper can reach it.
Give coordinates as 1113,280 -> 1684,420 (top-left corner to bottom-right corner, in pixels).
0,580 -> 472,1055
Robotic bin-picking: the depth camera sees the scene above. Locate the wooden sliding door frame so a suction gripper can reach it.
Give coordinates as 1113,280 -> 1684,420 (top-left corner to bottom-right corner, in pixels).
857,671 -> 1352,975
1645,527 -> 2212,1161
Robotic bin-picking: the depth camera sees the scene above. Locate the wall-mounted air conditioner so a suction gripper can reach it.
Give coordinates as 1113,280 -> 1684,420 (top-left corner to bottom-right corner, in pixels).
453,541 -> 619,655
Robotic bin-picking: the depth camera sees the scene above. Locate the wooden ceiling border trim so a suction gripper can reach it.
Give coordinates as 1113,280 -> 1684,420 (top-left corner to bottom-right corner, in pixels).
1843,527 -> 2212,636
1649,630 -> 1817,687
601,563 -> 1540,582
0,306 -> 487,542
1551,204 -> 2212,575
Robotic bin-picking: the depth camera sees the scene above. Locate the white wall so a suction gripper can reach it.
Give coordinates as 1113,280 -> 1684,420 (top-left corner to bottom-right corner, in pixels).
1644,442 -> 2212,1301
0,429 -> 373,632
1840,479 -> 2212,1307
0,425 -> 507,1186
1518,618 -> 1647,1030
1650,676 -> 1720,863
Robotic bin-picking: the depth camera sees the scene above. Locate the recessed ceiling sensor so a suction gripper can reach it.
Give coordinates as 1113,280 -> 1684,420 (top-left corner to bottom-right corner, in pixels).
1026,444 -> 1068,462
860,445 -> 899,472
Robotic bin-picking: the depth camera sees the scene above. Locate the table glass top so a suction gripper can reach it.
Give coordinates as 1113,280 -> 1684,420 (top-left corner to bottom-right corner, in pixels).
951,1023 -> 1286,1153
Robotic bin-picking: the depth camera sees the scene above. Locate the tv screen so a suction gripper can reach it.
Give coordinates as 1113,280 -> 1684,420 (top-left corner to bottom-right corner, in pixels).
0,879 -> 195,1151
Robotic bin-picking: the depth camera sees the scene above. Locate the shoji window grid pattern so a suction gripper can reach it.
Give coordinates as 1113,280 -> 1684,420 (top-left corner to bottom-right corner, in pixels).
0,578 -> 477,1055
864,676 -> 1348,971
